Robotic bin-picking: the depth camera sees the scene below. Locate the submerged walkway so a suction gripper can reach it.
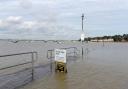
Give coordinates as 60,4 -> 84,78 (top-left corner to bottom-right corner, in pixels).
20,43 -> 128,89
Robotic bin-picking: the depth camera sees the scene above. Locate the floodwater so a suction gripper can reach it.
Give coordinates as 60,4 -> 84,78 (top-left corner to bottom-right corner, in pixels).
0,40 -> 128,89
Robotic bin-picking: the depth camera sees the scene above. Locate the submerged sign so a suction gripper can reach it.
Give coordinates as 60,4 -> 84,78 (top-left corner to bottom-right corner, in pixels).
55,49 -> 66,63
81,33 -> 85,41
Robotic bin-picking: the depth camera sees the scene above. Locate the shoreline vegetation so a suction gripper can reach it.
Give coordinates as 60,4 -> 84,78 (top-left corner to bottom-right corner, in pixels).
0,34 -> 128,43
79,34 -> 128,42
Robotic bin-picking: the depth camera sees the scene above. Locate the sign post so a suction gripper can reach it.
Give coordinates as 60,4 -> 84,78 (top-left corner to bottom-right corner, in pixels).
55,49 -> 67,73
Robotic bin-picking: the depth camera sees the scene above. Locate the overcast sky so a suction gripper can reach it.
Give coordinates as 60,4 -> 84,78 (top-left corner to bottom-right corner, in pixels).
0,0 -> 128,40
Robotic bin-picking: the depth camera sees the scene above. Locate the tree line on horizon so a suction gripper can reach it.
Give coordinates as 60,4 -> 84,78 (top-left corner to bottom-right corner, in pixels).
79,34 -> 128,42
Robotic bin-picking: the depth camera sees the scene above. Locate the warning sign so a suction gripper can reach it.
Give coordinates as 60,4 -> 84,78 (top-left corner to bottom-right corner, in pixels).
55,49 -> 66,63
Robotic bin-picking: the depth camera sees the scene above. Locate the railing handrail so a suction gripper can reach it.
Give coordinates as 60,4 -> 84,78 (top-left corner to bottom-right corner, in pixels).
0,61 -> 32,70
47,47 -> 79,59
61,47 -> 77,49
0,51 -> 38,81
47,47 -> 78,51
0,51 -> 37,57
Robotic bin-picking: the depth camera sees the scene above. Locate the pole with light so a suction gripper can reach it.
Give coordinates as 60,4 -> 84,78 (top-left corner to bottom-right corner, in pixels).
81,13 -> 85,58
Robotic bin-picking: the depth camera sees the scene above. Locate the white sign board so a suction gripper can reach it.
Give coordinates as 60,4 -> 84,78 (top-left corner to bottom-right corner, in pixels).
81,33 -> 85,41
55,49 -> 66,63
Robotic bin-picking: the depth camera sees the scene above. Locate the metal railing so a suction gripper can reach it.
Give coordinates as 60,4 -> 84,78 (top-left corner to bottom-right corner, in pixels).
0,51 -> 38,80
47,47 -> 80,72
47,47 -> 80,59
62,47 -> 79,57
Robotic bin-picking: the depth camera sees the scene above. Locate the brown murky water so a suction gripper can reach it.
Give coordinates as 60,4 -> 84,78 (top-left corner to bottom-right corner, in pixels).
0,40 -> 128,89
20,42 -> 128,89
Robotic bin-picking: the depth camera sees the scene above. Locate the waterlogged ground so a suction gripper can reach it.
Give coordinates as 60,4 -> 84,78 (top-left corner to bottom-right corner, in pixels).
21,42 -> 128,89
0,40 -> 128,89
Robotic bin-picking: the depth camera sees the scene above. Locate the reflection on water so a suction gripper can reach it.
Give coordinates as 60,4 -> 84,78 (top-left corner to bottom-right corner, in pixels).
54,73 -> 67,89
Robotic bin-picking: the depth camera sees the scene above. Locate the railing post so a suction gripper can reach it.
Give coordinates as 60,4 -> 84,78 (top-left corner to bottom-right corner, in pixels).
50,50 -> 52,59
35,52 -> 38,61
75,48 -> 77,56
74,48 -> 75,56
50,50 -> 53,72
31,52 -> 34,80
47,51 -> 49,59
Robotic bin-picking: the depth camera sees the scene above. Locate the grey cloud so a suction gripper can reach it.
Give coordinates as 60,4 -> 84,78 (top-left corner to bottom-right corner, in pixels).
0,16 -> 77,40
0,0 -> 128,39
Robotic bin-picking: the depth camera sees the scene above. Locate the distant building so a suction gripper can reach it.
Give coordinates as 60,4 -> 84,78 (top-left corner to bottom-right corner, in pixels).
90,39 -> 113,42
